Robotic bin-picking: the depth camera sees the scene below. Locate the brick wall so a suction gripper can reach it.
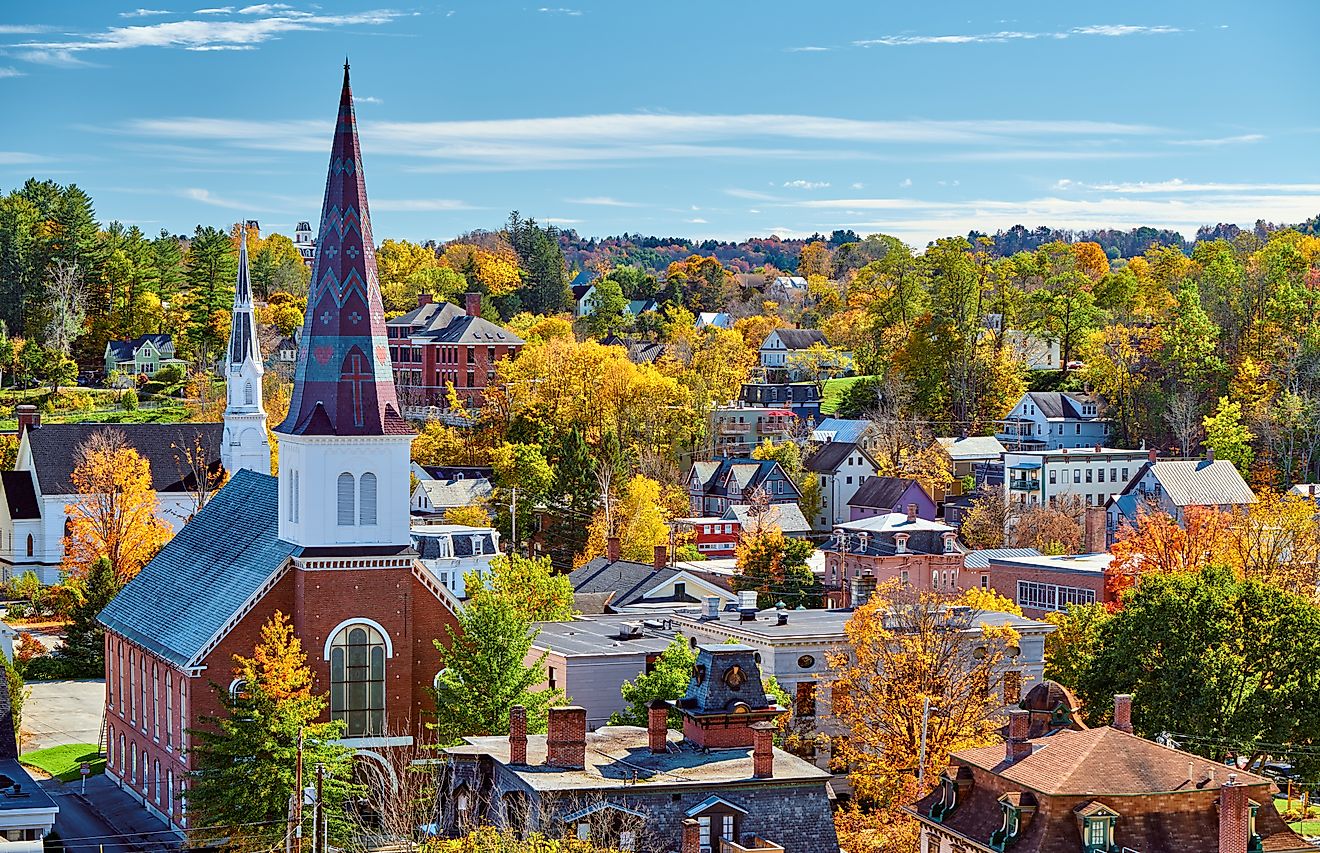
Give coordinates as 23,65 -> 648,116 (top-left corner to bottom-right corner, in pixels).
983,561 -> 1107,619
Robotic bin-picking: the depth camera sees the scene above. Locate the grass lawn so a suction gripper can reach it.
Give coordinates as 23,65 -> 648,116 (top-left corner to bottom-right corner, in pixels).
19,744 -> 104,783
820,375 -> 878,415
1289,819 -> 1320,835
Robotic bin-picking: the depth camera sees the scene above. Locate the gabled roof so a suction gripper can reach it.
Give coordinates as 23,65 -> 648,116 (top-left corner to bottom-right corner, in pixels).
23,423 -> 224,495
98,469 -> 296,668
690,457 -> 792,498
571,283 -> 595,301
848,476 -> 928,510
569,557 -> 733,609
811,417 -> 871,444
804,441 -> 872,474
0,471 -> 39,520
765,328 -> 826,350
722,502 -> 811,535
1025,391 -> 1099,420
417,314 -> 522,346
106,333 -> 172,361
386,300 -> 465,329
936,435 -> 1006,461
413,478 -> 492,510
1137,458 -> 1256,508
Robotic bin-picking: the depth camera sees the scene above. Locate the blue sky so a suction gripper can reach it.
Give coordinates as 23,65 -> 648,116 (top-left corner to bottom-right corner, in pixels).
1,1 -> 1316,245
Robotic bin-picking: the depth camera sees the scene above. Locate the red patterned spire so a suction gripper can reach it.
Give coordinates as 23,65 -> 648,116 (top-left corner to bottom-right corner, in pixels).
276,63 -> 410,437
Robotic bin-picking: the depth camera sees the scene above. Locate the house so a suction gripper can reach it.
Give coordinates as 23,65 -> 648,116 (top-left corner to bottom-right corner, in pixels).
625,298 -> 660,317
0,670 -> 57,853
385,292 -> 525,407
820,510 -> 963,606
811,417 -> 874,451
1107,449 -> 1256,544
770,276 -> 808,299
103,333 -> 184,379
675,503 -> 811,559
688,457 -> 801,517
293,220 -> 316,268
934,435 -> 1005,505
674,516 -> 740,558
847,477 -> 935,522
569,541 -> 738,614
695,312 -> 733,330
410,478 -> 493,519
995,391 -> 1108,451
411,464 -> 494,482
975,522 -> 1115,617
739,382 -> 822,422
759,329 -> 827,373
711,405 -> 795,456
721,502 -> 811,538
0,412 -> 224,584
1004,329 -> 1062,371
804,441 -> 878,531
97,69 -> 461,834
571,283 -> 598,318
439,645 -> 838,853
410,524 -> 500,599
272,334 -> 298,366
1003,446 -> 1149,517
1287,483 -> 1320,503
911,692 -> 1309,853
603,335 -> 668,365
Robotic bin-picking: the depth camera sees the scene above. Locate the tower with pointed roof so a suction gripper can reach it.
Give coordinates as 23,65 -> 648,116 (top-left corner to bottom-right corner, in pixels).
275,62 -> 414,549
222,232 -> 272,476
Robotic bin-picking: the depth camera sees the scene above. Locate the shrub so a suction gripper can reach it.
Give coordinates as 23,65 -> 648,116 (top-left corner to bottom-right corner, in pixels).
120,389 -> 138,411
153,364 -> 185,386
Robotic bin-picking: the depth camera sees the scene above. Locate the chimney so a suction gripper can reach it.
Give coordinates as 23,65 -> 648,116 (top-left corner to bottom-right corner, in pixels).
606,535 -> 621,563
1084,506 -> 1107,554
417,292 -> 433,308
647,699 -> 669,754
1094,443 -> 1102,452
1219,775 -> 1250,853
546,706 -> 587,770
1005,709 -> 1032,763
681,819 -> 701,853
508,705 -> 528,765
1112,694 -> 1133,733
1148,448 -> 1157,463
906,503 -> 918,523
702,596 -> 721,620
465,291 -> 482,317
15,405 -> 39,436
1205,446 -> 1216,463
751,721 -> 775,778
654,544 -> 668,570
738,589 -> 759,620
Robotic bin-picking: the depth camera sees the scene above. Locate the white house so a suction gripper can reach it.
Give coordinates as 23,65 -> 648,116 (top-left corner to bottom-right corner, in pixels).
410,524 -> 501,599
571,283 -> 598,318
804,441 -> 878,532
695,312 -> 733,330
409,478 -> 493,519
995,391 -> 1109,451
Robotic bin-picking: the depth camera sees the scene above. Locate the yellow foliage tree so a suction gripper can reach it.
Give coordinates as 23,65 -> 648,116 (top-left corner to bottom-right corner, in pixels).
798,241 -> 833,279
63,428 -> 172,583
1227,491 -> 1320,595
578,474 -> 672,566
733,313 -> 786,350
444,503 -> 492,528
441,243 -> 522,297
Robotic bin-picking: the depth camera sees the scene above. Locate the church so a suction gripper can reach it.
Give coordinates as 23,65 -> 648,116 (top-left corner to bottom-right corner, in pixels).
97,65 -> 462,831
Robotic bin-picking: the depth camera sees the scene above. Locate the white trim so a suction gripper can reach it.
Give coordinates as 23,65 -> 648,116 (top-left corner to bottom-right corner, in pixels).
322,618 -> 395,659
338,735 -> 413,749
351,748 -> 400,791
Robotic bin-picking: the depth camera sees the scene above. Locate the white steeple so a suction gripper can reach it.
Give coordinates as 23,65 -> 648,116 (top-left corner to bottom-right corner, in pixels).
222,227 -> 272,476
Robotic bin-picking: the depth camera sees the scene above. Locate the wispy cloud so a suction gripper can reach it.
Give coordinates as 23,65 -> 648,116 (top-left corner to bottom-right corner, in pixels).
786,45 -> 829,52
566,196 -> 639,207
543,217 -> 582,224
0,25 -> 53,34
538,7 -> 582,15
0,67 -> 25,78
898,178 -> 912,188
783,179 -> 830,189
182,187 -> 253,209
358,95 -> 383,104
370,198 -> 470,211
193,7 -> 234,13
238,3 -> 301,13
11,10 -> 407,61
119,8 -> 172,17
1167,134 -> 1265,147
1055,178 -> 1320,194
853,23 -> 1182,47
686,218 -> 708,224
0,151 -> 47,165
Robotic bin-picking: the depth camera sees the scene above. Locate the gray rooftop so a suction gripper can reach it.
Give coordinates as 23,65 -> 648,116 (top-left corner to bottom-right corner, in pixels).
672,606 -> 1048,641
531,615 -> 677,658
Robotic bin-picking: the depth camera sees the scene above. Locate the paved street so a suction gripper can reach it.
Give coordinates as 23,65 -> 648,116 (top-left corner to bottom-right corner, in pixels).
22,680 -> 105,753
40,779 -> 134,853
41,776 -> 176,853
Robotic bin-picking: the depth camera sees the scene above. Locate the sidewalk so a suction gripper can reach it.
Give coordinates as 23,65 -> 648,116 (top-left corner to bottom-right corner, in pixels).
73,774 -> 177,853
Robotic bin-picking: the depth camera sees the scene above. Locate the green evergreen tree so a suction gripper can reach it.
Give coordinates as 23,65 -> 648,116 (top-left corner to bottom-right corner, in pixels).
506,211 -> 568,315
56,556 -> 121,675
184,225 -> 237,364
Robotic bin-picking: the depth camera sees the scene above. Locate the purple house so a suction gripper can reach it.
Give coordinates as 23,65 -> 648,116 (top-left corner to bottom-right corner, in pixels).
848,476 -> 937,521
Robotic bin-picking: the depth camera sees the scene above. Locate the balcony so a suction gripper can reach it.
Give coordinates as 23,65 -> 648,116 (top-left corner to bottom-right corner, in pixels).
717,422 -> 747,435
757,420 -> 789,435
1008,478 -> 1040,492
720,838 -> 784,853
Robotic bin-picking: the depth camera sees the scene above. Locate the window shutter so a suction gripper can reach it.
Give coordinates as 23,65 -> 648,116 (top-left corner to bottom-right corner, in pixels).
360,473 -> 378,525
337,473 -> 355,525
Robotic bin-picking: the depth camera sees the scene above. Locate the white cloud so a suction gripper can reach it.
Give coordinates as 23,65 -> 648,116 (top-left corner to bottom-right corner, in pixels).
565,195 -> 638,207
14,10 -> 406,58
1071,24 -> 1181,37
370,198 -> 470,211
182,187 -> 254,209
538,7 -> 582,15
851,182 -> 864,189
238,3 -> 300,13
686,218 -> 708,224
854,23 -> 1180,47
120,9 -> 173,17
0,151 -> 46,164
543,217 -> 582,224
0,25 -> 53,34
193,6 -> 234,13
0,67 -> 25,78
786,46 -> 830,52
783,179 -> 830,189
1167,134 -> 1264,147
898,178 -> 911,187
1058,178 -> 1320,194
358,95 -> 383,104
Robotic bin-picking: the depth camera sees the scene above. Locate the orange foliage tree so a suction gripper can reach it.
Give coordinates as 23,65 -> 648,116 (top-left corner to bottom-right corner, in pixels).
62,428 -> 172,583
1105,503 -> 1231,602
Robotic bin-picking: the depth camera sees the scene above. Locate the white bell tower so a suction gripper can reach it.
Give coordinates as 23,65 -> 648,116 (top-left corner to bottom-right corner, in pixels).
222,228 -> 272,476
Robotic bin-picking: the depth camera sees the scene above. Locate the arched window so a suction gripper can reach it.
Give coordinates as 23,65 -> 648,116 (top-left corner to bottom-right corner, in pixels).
244,380 -> 254,406
359,473 -> 377,526
328,623 -> 386,736
25,534 -> 33,557
337,473 -> 355,526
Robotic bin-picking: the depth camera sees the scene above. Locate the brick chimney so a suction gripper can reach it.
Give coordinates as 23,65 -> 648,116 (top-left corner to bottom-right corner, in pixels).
1205,446 -> 1216,463
417,292 -> 433,308
606,535 -> 621,563
906,503 -> 918,523
1148,448 -> 1157,463
1112,694 -> 1133,733
1219,775 -> 1249,853
508,705 -> 527,765
647,699 -> 669,754
1005,709 -> 1032,763
15,405 -> 39,436
1084,506 -> 1107,554
654,544 -> 668,570
751,721 -> 775,778
546,706 -> 587,770
681,819 -> 700,853
465,291 -> 482,317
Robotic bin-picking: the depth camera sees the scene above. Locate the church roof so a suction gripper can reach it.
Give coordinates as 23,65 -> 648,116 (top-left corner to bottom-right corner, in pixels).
98,469 -> 296,668
22,422 -> 224,495
228,234 -> 259,366
277,64 -> 410,438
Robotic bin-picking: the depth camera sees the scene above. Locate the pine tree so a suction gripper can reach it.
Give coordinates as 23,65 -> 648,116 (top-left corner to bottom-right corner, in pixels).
184,225 -> 237,365
189,612 -> 357,849
55,556 -> 121,675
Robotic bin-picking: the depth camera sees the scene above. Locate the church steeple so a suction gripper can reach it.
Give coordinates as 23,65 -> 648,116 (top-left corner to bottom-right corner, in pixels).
222,226 -> 271,476
276,61 -> 408,438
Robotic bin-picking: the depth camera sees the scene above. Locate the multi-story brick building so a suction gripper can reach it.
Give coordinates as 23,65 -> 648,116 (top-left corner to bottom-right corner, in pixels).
386,292 -> 524,408
911,691 -> 1309,853
821,509 -> 964,607
97,67 -> 461,833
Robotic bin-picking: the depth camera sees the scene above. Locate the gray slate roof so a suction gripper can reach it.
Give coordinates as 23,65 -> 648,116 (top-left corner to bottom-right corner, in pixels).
848,476 -> 927,510
1027,391 -> 1099,420
23,423 -> 224,495
569,557 -> 732,610
98,469 -> 296,668
936,435 -> 1007,461
804,441 -> 870,474
0,471 -> 39,519
722,502 -> 811,536
413,478 -> 492,510
1141,458 -> 1256,508
766,328 -> 826,350
106,333 -> 172,361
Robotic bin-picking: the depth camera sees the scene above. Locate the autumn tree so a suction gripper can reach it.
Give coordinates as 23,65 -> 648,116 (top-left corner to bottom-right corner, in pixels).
1107,504 -> 1231,600
797,241 -> 832,279
734,525 -> 820,609
1203,396 -> 1255,476
1009,495 -> 1084,555
63,428 -> 172,583
959,488 -> 1007,549
579,474 -> 673,566
465,553 -> 575,623
1042,602 -> 1112,690
189,612 -> 357,850
444,503 -> 492,528
1226,491 -> 1320,594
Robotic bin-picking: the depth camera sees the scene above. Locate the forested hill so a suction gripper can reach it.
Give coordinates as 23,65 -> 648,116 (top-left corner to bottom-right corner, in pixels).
558,215 -> 1320,276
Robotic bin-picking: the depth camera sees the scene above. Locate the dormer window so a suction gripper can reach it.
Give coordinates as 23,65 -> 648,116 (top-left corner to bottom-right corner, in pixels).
895,533 -> 909,554
991,793 -> 1036,851
1074,801 -> 1118,852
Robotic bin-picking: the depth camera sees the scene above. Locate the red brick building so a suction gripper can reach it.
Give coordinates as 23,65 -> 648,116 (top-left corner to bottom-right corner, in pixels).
97,66 -> 461,832
385,292 -> 524,408
821,509 -> 964,607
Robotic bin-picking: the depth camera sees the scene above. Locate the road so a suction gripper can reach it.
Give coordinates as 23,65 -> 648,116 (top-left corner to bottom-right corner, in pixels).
40,779 -> 134,853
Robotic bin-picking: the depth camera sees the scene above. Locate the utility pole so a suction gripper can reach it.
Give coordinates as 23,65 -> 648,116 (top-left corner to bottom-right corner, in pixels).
313,763 -> 325,853
510,486 -> 518,556
293,728 -> 305,853
917,695 -> 932,792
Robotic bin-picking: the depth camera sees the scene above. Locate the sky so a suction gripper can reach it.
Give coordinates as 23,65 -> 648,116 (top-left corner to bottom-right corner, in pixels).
1,0 -> 1317,246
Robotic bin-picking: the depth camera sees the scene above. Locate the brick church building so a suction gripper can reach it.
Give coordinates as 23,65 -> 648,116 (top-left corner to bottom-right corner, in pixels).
97,65 -> 461,832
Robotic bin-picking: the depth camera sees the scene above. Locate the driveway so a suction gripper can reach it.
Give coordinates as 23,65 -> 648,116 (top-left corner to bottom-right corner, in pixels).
22,679 -> 105,753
